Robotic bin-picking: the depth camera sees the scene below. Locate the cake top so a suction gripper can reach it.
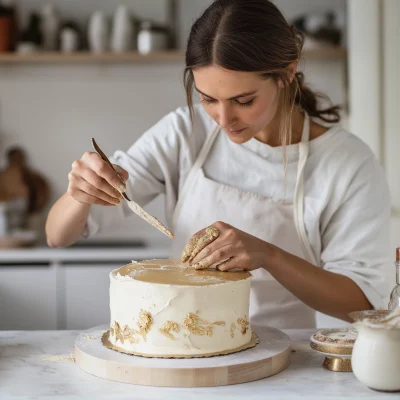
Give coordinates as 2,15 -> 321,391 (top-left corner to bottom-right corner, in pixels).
112,259 -> 252,286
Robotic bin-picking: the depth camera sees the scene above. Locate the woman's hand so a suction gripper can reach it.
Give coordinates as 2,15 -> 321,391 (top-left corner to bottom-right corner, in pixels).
181,221 -> 272,271
67,152 -> 129,206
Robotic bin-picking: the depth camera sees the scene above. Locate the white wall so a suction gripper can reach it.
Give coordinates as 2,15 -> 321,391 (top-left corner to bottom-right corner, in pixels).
348,0 -> 382,159
347,0 -> 400,307
383,0 -> 400,288
0,0 -> 347,245
0,62 -> 185,245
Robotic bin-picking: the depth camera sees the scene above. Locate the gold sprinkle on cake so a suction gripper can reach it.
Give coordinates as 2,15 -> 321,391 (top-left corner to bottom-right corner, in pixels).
237,317 -> 249,335
159,321 -> 180,340
230,323 -> 236,338
183,312 -> 225,336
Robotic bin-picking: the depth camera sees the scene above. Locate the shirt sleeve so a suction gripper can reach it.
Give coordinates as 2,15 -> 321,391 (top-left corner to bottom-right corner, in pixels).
320,155 -> 392,310
83,108 -> 193,238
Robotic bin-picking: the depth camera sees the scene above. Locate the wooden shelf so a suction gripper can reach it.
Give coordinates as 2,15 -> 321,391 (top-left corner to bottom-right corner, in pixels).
302,47 -> 347,59
0,47 -> 346,64
0,50 -> 185,64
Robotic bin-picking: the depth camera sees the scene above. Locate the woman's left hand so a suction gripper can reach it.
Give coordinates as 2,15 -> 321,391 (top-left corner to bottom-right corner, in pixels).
181,221 -> 272,271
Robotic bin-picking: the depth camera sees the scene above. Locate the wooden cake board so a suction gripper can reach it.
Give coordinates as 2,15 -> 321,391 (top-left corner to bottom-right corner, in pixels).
75,324 -> 291,387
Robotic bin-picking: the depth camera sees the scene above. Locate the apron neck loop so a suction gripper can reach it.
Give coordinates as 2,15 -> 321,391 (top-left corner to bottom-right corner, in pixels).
294,112 -> 318,266
301,112 -> 311,144
193,123 -> 221,171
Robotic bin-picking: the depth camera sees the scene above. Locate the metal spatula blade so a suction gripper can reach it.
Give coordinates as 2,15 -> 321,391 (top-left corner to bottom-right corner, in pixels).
91,138 -> 174,239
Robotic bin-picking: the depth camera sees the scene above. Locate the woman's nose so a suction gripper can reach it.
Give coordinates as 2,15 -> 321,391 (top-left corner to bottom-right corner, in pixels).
217,104 -> 236,128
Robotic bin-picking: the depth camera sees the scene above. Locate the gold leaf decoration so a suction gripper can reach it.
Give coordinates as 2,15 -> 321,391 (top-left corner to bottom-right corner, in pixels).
113,321 -> 123,343
230,323 -> 236,338
159,321 -> 180,340
183,312 -> 225,336
137,310 -> 153,340
237,317 -> 249,335
113,321 -> 138,344
111,309 -> 153,344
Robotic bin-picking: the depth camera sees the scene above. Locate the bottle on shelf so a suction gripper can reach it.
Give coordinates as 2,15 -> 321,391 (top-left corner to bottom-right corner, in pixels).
388,247 -> 400,310
0,0 -> 17,52
41,3 -> 60,51
17,12 -> 42,54
110,4 -> 135,53
88,11 -> 109,53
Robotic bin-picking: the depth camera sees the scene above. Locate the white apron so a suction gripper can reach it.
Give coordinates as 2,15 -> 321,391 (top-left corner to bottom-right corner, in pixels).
170,113 -> 318,329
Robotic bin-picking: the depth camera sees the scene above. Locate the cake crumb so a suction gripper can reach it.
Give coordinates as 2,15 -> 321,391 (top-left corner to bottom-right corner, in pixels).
82,334 -> 95,340
36,352 -> 75,363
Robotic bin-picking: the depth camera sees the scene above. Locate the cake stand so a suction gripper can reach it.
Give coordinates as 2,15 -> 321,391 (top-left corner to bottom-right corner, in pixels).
75,324 -> 291,387
310,328 -> 357,372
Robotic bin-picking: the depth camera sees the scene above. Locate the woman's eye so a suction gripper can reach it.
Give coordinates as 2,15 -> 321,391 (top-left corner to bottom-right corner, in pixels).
201,98 -> 215,105
236,99 -> 254,107
200,97 -> 254,107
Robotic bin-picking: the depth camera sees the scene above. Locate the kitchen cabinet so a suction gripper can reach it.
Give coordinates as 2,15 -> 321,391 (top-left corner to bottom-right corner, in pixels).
63,263 -> 122,329
0,264 -> 57,330
0,246 -> 170,330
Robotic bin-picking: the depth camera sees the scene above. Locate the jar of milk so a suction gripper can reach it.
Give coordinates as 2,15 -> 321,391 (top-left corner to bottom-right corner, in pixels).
351,308 -> 400,392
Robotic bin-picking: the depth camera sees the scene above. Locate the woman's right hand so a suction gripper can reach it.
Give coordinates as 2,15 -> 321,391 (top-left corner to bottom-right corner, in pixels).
67,152 -> 129,206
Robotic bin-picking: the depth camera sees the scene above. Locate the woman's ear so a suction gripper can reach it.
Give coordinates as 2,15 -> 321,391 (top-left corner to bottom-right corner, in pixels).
276,60 -> 299,88
288,60 -> 299,83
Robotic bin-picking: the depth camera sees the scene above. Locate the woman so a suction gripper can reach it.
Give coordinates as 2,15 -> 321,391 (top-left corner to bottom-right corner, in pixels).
46,0 -> 390,329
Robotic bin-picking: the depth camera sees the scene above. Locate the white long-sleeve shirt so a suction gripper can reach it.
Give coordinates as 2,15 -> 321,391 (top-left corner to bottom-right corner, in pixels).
86,104 -> 392,309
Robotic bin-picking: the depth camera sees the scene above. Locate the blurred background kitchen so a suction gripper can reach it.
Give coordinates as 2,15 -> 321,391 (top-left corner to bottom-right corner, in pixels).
0,0 -> 398,331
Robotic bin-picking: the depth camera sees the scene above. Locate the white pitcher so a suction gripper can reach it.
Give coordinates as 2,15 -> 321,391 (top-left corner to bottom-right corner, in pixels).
351,308 -> 400,392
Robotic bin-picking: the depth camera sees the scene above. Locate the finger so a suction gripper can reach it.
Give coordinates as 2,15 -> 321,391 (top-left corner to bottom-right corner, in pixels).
181,229 -> 207,263
82,152 -> 127,192
190,234 -> 223,265
77,166 -> 123,200
192,244 -> 235,270
113,164 -> 129,182
188,226 -> 220,264
217,257 -> 248,272
70,175 -> 121,205
69,188 -> 119,206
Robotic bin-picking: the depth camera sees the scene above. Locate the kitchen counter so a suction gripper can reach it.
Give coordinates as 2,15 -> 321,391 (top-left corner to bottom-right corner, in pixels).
0,244 -> 170,263
0,329 -> 396,399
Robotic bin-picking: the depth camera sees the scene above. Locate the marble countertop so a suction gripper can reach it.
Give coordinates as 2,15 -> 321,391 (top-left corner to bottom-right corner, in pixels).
1,329 -> 397,399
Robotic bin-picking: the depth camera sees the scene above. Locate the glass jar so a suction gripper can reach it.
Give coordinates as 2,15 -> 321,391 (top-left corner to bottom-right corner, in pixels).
351,309 -> 400,392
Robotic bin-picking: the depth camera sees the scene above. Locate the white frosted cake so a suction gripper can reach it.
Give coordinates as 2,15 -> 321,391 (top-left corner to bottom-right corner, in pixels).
107,259 -> 254,357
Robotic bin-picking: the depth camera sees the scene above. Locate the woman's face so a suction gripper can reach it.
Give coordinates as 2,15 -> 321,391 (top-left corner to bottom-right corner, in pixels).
193,65 -> 281,144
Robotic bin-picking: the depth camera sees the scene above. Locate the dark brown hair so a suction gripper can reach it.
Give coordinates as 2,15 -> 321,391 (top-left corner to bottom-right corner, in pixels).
184,0 -> 340,152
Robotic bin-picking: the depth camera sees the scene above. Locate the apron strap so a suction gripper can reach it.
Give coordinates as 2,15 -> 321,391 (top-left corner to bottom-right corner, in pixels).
171,123 -> 220,229
193,123 -> 221,171
293,113 -> 319,266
